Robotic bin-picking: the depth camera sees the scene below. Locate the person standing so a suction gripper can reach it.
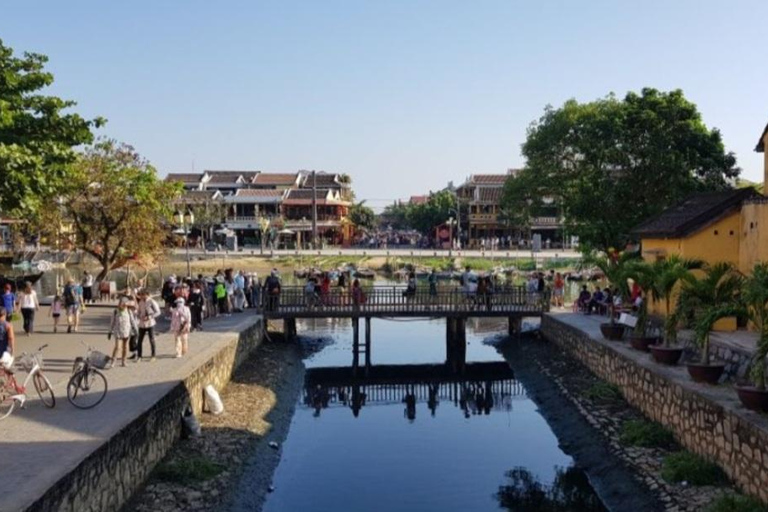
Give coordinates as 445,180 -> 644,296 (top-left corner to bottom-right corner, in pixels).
263,270 -> 281,312
188,282 -> 205,331
250,272 -> 261,310
171,297 -> 191,358
108,298 -> 137,368
1,284 -> 16,322
17,281 -> 39,336
49,293 -> 63,333
81,271 -> 94,304
214,277 -> 228,316
428,269 -> 438,300
553,272 -> 565,308
136,289 -> 160,362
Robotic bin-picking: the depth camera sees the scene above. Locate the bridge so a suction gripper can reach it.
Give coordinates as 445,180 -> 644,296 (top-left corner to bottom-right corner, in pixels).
261,285 -> 549,374
303,361 -> 525,418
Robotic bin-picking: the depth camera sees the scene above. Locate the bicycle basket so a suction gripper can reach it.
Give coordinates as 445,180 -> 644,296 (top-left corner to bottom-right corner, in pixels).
87,351 -> 110,370
18,354 -> 36,372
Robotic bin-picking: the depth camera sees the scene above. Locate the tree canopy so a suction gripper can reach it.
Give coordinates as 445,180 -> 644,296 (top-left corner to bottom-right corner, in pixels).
348,201 -> 376,230
40,140 -> 181,280
502,88 -> 740,252
0,39 -> 104,215
406,190 -> 457,235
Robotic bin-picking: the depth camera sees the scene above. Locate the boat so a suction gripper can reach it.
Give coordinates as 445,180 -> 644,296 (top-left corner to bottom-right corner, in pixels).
354,268 -> 376,279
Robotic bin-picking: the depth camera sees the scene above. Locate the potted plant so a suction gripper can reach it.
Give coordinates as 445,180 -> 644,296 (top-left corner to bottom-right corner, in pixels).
584,251 -> 635,341
626,261 -> 662,352
736,263 -> 768,411
679,262 -> 743,384
648,256 -> 703,365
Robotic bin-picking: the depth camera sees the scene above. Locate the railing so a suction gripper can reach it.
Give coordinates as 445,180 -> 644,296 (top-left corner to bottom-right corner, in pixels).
260,285 -> 551,317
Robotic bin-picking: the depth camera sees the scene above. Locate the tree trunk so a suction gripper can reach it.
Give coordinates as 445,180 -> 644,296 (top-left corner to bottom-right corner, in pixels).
96,257 -> 111,282
701,334 -> 711,365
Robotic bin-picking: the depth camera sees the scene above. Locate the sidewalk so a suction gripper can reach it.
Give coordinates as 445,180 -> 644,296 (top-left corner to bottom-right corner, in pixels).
173,247 -> 581,260
0,306 -> 261,512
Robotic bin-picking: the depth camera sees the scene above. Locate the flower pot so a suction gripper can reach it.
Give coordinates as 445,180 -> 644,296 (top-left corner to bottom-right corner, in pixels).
686,363 -> 725,384
649,345 -> 684,365
735,386 -> 768,412
600,323 -> 625,341
629,335 -> 661,352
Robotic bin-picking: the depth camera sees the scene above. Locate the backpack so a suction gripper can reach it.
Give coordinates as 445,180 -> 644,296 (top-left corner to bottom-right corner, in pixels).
64,285 -> 76,306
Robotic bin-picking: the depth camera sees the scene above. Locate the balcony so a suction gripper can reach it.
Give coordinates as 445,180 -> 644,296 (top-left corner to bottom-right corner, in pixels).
468,213 -> 499,223
530,216 -> 562,228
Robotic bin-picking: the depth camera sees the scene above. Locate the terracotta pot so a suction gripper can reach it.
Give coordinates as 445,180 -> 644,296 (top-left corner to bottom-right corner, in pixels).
735,386 -> 768,412
649,345 -> 684,365
686,363 -> 725,384
600,323 -> 625,341
629,335 -> 661,352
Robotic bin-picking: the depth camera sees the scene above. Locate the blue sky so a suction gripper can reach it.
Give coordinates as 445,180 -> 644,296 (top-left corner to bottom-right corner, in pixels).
2,1 -> 767,209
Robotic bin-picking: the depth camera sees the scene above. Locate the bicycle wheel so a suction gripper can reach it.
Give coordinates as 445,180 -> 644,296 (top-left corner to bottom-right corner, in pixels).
0,387 -> 16,420
33,372 -> 56,408
67,367 -> 107,409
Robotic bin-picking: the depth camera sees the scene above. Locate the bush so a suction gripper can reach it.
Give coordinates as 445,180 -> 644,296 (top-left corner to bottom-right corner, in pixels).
619,419 -> 675,449
706,494 -> 768,512
583,381 -> 622,403
661,452 -> 727,486
154,455 -> 224,484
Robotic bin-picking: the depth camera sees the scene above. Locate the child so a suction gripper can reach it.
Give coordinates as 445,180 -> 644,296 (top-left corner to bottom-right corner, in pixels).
2,284 -> 16,322
171,297 -> 191,358
49,294 -> 63,333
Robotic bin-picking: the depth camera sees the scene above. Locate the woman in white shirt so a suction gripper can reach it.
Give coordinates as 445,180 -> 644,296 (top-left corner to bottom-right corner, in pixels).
18,281 -> 39,336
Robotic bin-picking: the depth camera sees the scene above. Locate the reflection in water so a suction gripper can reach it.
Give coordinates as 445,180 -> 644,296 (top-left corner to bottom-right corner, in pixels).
496,466 -> 607,512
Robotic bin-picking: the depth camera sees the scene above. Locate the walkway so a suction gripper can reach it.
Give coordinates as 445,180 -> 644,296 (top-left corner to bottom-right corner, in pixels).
174,247 -> 580,260
0,306 -> 261,512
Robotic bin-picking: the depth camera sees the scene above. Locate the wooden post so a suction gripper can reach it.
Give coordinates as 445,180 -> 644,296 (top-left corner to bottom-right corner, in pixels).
456,317 -> 467,373
284,318 -> 297,342
352,317 -> 360,375
365,317 -> 372,371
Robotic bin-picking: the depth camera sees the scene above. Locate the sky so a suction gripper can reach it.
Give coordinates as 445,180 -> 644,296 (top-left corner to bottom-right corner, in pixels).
2,1 -> 767,210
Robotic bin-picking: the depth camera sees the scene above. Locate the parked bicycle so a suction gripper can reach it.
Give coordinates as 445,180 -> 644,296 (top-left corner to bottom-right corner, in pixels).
67,342 -> 109,409
0,344 -> 56,419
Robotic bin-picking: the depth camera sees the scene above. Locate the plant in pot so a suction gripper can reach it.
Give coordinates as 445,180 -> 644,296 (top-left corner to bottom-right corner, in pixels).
648,256 -> 704,365
583,250 -> 636,341
625,261 -> 662,352
735,262 -> 768,411
679,262 -> 743,384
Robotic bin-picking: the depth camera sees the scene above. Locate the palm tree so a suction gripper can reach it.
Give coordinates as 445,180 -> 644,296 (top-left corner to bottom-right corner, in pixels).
582,250 -> 638,323
651,256 -> 704,347
678,262 -> 743,365
741,263 -> 768,390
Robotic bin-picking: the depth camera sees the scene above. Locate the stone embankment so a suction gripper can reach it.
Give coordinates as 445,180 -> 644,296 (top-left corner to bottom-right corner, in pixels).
26,317 -> 263,512
542,313 -> 768,503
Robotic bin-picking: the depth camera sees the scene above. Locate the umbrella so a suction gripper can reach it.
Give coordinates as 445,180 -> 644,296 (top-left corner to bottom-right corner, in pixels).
278,228 -> 296,235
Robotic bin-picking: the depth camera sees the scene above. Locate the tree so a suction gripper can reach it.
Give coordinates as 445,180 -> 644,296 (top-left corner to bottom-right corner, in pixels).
41,140 -> 181,280
188,198 -> 227,246
380,202 -> 410,230
0,39 -> 104,215
406,190 -> 456,235
348,201 -> 376,230
740,263 -> 768,390
650,255 -> 704,347
505,88 -> 740,252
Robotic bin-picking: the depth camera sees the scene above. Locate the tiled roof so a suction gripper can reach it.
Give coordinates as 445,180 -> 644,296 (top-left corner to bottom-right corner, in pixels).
233,189 -> 284,198
166,173 -> 203,183
253,173 -> 298,186
205,170 -> 259,184
477,187 -> 503,203
302,172 -> 344,187
409,195 -> 429,205
285,189 -> 331,200
472,174 -> 509,185
632,188 -> 758,238
757,122 -> 768,152
178,190 -> 222,203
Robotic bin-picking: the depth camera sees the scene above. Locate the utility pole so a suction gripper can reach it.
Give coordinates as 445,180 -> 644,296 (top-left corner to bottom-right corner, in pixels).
311,170 -> 318,249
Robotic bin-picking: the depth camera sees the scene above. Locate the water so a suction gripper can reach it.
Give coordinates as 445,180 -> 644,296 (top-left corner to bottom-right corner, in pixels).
260,315 -> 606,512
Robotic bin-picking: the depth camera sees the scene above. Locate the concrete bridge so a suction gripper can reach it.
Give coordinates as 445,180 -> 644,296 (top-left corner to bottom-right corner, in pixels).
262,285 -> 550,373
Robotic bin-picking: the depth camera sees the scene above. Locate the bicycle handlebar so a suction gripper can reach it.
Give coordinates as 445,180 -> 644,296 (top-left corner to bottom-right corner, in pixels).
37,344 -> 48,351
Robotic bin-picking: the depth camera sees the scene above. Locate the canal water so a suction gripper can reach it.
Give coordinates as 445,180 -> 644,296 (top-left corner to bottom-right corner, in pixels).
255,316 -> 607,512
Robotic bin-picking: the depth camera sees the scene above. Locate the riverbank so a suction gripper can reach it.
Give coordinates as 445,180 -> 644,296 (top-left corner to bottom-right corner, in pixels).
126,334 -> 305,512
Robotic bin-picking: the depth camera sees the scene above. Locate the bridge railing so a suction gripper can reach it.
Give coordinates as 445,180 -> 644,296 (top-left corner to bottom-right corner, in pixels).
260,285 -> 551,316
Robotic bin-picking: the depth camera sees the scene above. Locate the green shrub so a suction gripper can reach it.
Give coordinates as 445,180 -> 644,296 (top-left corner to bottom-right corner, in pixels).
706,493 -> 768,512
154,455 -> 224,484
661,452 -> 727,486
619,419 -> 675,449
583,381 -> 622,403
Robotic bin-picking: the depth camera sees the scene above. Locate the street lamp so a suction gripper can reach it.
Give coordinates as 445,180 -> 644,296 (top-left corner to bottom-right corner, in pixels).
446,216 -> 457,256
175,208 -> 195,278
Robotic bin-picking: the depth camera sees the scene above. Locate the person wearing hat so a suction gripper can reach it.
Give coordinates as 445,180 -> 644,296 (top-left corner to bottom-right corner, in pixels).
108,297 -> 138,368
170,297 -> 191,358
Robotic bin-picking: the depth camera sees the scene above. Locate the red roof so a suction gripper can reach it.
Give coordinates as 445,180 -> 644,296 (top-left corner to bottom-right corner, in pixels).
472,174 -> 509,185
409,195 -> 429,205
253,173 -> 298,186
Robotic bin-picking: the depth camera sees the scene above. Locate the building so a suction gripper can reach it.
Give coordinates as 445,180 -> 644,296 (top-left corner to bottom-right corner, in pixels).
456,170 -> 564,249
166,170 -> 352,246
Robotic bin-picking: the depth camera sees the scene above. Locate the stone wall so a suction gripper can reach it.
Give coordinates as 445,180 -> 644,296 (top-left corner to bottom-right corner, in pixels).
26,317 -> 263,512
541,315 -> 768,503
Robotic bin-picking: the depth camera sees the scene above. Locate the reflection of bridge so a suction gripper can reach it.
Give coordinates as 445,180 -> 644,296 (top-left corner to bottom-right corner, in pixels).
303,361 -> 526,419
263,286 -> 549,374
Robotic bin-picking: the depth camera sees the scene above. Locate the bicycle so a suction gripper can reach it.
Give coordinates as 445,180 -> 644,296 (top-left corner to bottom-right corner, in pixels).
67,342 -> 109,409
0,344 -> 56,420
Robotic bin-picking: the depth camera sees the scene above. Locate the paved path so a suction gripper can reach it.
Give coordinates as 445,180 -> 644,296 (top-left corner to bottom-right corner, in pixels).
0,306 -> 261,512
173,247 -> 581,260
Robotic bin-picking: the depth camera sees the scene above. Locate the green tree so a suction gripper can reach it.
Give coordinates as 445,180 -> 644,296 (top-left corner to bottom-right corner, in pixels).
0,39 -> 104,215
650,255 -> 704,346
505,88 -> 739,252
41,140 -> 182,280
380,202 -> 411,230
742,263 -> 768,390
406,190 -> 456,235
348,201 -> 376,230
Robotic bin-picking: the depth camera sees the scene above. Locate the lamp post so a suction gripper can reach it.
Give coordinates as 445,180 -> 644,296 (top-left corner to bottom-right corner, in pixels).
259,217 -> 270,255
175,208 -> 195,278
446,216 -> 457,256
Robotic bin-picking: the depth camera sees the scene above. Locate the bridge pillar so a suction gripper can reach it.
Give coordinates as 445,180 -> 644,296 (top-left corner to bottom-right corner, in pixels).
365,317 -> 372,372
284,318 -> 297,342
446,317 -> 466,373
508,316 -> 522,338
352,317 -> 360,375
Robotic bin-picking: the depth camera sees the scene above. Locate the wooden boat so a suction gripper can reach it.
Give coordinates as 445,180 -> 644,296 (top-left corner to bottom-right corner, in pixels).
354,268 -> 376,279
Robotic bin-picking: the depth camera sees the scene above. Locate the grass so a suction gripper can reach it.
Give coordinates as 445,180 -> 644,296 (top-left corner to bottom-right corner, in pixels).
706,494 -> 768,512
661,451 -> 727,486
619,419 -> 676,449
154,455 -> 225,485
583,381 -> 623,403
